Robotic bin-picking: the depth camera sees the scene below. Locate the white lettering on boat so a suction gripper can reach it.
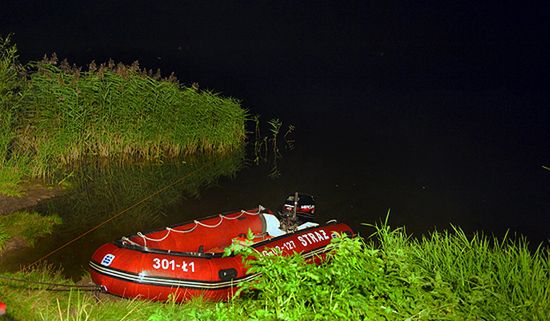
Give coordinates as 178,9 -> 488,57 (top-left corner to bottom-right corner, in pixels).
261,230 -> 331,256
261,240 -> 298,256
152,258 -> 195,272
297,229 -> 330,246
282,240 -> 297,251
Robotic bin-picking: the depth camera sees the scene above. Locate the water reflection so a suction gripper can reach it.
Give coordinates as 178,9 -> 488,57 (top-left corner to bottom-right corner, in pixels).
0,149 -> 245,279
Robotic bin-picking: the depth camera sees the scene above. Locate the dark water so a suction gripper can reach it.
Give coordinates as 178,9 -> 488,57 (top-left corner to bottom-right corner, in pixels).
0,84 -> 549,279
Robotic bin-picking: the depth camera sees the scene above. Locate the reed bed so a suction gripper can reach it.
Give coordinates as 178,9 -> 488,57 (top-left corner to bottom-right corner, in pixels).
18,56 -> 246,177
0,37 -> 247,189
0,36 -> 28,195
0,220 -> 547,320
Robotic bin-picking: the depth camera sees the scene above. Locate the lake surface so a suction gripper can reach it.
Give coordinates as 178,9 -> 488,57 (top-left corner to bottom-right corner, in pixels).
1,85 -> 549,279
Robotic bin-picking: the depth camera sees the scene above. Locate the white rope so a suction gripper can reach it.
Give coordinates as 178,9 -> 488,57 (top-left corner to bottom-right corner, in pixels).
195,218 -> 224,228
130,206 -> 267,246
121,237 -> 140,246
240,205 -> 265,215
138,235 -> 146,247
220,212 -> 245,220
137,228 -> 171,242
168,224 -> 198,234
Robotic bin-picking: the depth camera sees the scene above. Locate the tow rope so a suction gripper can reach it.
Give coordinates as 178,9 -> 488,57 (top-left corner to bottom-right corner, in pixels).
25,162 -> 210,269
0,275 -> 101,292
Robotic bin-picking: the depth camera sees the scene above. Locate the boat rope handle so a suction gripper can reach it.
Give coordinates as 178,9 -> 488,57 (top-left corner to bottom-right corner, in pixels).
240,205 -> 265,215
168,224 -> 198,234
221,207 -> 263,220
219,214 -> 239,220
137,231 -> 172,243
133,206 -> 266,246
194,218 -> 224,228
121,237 -> 140,246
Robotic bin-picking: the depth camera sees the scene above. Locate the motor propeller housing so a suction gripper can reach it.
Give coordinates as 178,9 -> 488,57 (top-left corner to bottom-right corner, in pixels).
278,193 -> 316,229
283,193 -> 315,215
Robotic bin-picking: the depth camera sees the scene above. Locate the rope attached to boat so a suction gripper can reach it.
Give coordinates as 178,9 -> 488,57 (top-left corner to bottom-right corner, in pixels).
0,275 -> 102,292
133,206 -> 265,247
25,163 -> 211,269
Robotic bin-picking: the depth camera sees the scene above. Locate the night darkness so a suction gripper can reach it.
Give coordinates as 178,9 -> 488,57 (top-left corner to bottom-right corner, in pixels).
2,2 -> 549,244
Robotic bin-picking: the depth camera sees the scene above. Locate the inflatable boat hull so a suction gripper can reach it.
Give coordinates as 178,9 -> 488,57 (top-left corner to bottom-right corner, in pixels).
89,208 -> 353,302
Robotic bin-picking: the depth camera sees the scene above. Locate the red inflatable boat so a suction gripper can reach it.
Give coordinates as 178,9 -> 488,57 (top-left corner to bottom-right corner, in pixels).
90,201 -> 353,302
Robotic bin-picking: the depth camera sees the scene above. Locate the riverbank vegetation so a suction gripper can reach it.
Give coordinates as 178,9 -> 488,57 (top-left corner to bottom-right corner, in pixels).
0,36 -> 247,196
0,220 -> 547,320
0,211 -> 61,251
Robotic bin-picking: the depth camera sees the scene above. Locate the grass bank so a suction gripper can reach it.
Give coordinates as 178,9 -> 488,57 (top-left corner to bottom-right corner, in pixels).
0,220 -> 547,320
0,211 -> 61,251
0,36 -> 247,195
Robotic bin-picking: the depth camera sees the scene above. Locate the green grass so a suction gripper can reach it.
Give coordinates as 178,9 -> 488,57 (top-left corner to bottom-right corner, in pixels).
18,57 -> 247,177
0,35 -> 28,196
0,158 -> 27,196
0,219 -> 547,320
0,36 -> 247,194
0,211 -> 62,251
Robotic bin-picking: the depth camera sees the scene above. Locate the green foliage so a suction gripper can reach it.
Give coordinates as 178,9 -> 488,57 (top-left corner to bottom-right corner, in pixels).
0,211 -> 62,250
0,158 -> 27,196
0,219 -> 548,320
226,222 -> 549,320
407,227 -> 550,320
0,267 -> 246,321
0,216 -> 547,320
0,230 -> 9,251
0,36 -> 247,194
0,35 -> 24,146
0,35 -> 27,196
251,117 -> 295,179
16,57 -> 246,178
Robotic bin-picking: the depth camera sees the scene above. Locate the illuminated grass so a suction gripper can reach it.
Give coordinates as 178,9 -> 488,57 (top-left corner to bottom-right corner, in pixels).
0,211 -> 62,251
0,35 -> 27,196
18,56 -> 247,177
0,36 -> 247,194
0,220 -> 547,320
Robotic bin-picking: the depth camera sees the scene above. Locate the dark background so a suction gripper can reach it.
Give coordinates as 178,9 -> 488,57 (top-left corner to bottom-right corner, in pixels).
1,1 -> 549,245
3,2 -> 549,91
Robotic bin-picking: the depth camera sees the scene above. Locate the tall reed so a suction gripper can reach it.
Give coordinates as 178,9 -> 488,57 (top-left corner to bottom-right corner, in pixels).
1,36 -> 247,187
251,117 -> 295,179
0,35 -> 28,195
17,57 -> 246,178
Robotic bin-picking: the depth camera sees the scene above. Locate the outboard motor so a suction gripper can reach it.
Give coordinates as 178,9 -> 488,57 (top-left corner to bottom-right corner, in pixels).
283,193 -> 315,216
278,193 -> 316,230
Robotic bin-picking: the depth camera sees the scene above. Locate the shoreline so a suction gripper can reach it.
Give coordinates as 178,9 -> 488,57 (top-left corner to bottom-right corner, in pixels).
0,183 -> 64,215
